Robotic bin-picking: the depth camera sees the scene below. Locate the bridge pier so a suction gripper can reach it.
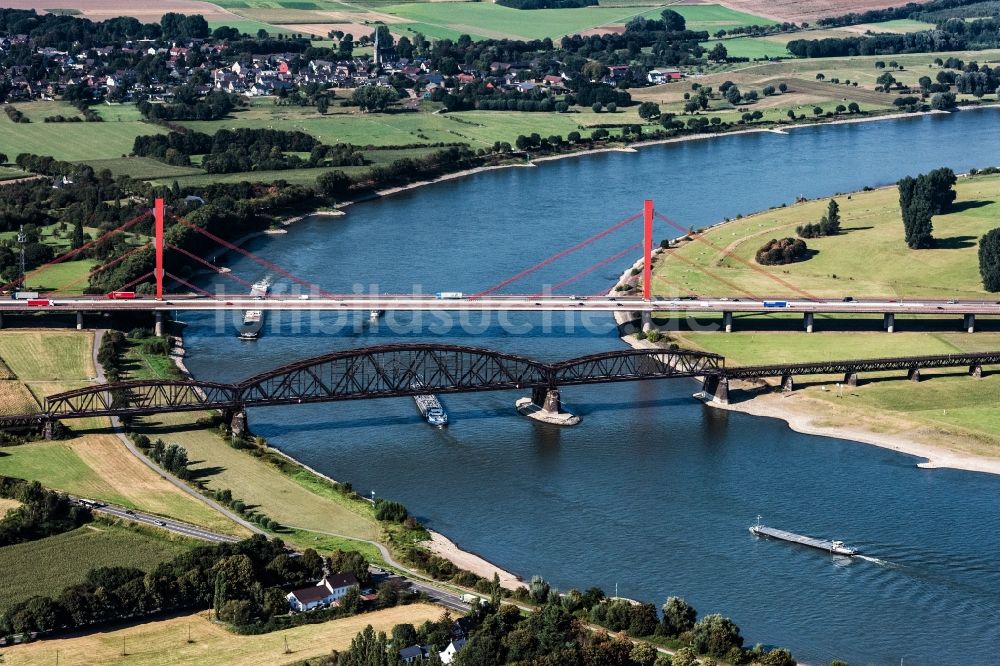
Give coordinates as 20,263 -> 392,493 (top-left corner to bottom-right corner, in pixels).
883,312 -> 895,333
970,363 -> 983,378
803,312 -> 814,333
154,312 -> 164,337
516,387 -> 580,426
42,419 -> 55,440
0,312 -> 4,329
641,312 -> 653,333
75,312 -> 83,330
723,311 -> 733,333
224,408 -> 248,436
964,313 -> 975,333
702,375 -> 729,404
844,372 -> 859,387
907,367 -> 921,383
780,374 -> 794,392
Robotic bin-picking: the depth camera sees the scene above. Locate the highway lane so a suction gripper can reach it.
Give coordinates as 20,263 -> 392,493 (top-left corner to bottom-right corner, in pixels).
3,295 -> 1000,315
70,497 -> 241,543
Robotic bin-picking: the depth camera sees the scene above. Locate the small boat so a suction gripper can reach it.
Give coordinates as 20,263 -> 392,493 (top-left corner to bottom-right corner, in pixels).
411,379 -> 448,427
749,516 -> 858,556
369,309 -> 384,321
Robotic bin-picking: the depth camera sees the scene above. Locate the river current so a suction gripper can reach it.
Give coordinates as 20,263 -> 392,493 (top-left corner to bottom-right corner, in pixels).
182,111 -> 1000,665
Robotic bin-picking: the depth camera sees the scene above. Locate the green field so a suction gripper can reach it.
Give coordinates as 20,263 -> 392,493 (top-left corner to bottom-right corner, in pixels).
378,2 -> 774,41
652,173 -> 1000,300
23,259 -> 97,294
0,523 -> 196,611
0,102 -> 161,161
84,157 -> 204,180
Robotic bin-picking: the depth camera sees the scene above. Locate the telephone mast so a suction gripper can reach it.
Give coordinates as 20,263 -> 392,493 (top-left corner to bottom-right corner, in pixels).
16,224 -> 26,288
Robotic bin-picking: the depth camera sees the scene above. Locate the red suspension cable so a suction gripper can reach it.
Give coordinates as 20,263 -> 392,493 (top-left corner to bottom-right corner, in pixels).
166,244 -> 254,289
52,242 -> 153,295
171,215 -> 335,297
472,211 -> 643,298
165,271 -> 214,298
540,242 -> 642,295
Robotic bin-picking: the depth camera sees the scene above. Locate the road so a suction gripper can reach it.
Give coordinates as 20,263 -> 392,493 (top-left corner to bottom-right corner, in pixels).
72,497 -> 241,543
4,295 -> 1000,315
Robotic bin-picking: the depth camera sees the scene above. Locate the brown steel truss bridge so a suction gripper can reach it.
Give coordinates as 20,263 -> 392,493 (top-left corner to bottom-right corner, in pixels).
37,345 -> 724,428
2,346 -> 996,433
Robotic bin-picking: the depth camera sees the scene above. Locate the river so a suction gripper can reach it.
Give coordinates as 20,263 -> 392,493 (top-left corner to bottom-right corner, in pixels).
181,110 -> 1000,665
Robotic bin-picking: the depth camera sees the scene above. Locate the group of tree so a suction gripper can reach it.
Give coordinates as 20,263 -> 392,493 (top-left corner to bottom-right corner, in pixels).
352,85 -> 400,113
797,199 -> 842,238
339,581 -> 795,666
0,476 -> 91,547
137,87 -> 243,122
4,105 -> 27,123
373,498 -> 409,523
132,128 -> 363,173
897,167 -> 957,248
0,535 -> 372,637
145,439 -> 192,480
756,237 -> 811,265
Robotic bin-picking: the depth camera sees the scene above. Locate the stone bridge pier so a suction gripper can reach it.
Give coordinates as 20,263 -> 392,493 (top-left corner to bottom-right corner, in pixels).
515,386 -> 580,426
702,375 -> 729,404
222,407 -> 248,436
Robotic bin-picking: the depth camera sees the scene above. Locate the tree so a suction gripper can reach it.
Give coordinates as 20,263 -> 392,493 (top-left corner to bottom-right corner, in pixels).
725,86 -> 741,105
392,623 -> 418,648
628,603 -> 658,637
0,152 -> 7,164
877,72 -> 897,89
529,576 -> 550,604
848,101 -> 861,113
820,199 -> 841,235
607,103 -> 617,113
352,85 -> 397,112
661,597 -> 696,637
691,613 -> 743,657
660,9 -> 686,31
637,102 -> 661,120
672,647 -> 698,666
979,228 -> 1000,291
71,218 -> 84,250
778,82 -> 788,93
762,84 -> 775,96
931,92 -> 957,110
316,96 -> 329,114
630,643 -> 657,666
924,167 -> 957,213
592,102 -> 603,113
709,43 -> 728,62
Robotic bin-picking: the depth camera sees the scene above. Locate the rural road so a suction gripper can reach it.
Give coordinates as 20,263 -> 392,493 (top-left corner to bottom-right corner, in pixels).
71,497 -> 240,544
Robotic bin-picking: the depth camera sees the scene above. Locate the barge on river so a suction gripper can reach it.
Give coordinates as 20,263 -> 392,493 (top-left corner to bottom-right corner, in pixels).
239,278 -> 271,340
411,379 -> 448,427
749,517 -> 858,556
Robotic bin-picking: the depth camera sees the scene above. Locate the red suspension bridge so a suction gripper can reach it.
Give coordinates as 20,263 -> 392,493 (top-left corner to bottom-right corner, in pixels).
1,199 -> 999,333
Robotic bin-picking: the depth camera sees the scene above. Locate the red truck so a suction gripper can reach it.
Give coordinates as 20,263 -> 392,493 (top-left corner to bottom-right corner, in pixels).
106,291 -> 136,300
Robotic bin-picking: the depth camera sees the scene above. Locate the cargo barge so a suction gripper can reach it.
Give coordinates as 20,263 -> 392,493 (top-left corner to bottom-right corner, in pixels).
749,517 -> 858,556
239,278 -> 271,340
411,379 -> 448,427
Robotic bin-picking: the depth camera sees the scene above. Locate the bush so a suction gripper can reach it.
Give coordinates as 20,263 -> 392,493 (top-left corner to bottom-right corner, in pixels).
755,238 -> 810,265
373,498 -> 408,522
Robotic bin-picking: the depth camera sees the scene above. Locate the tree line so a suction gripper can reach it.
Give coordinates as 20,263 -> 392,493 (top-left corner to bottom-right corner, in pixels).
137,89 -> 243,122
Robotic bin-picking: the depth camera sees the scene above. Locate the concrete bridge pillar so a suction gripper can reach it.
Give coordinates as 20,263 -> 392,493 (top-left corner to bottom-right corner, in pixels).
532,387 -> 563,414
723,311 -> 733,333
517,387 -> 579,425
963,313 -> 975,333
641,311 -> 653,333
883,312 -> 895,333
42,419 -> 55,440
0,312 -> 4,329
780,374 -> 795,392
154,312 -> 164,337
970,364 -> 983,378
702,375 -> 729,404
225,408 -> 248,436
803,312 -> 814,333
844,372 -> 859,387
907,367 -> 921,383
75,312 -> 83,330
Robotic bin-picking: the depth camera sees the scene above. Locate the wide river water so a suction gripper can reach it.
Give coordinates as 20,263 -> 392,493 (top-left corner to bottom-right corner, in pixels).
182,111 -> 1000,665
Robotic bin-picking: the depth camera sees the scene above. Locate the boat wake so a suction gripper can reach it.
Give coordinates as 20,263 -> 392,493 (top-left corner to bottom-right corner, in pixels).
856,554 -> 895,568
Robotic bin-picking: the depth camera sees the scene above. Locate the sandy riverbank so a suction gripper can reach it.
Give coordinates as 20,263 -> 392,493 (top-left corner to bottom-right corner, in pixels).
426,530 -> 526,590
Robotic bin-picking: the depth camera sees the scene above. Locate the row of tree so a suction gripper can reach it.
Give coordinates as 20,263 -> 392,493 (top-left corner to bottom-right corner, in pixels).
137,89 -> 243,122
798,199 -> 842,238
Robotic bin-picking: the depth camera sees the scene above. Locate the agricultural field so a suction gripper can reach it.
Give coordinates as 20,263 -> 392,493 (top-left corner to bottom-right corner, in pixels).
0,603 -> 447,666
0,522 -> 197,611
0,380 -> 41,415
0,102 -> 163,162
651,172 -> 1000,300
0,330 -> 95,381
0,0 -> 246,24
712,0 -> 936,24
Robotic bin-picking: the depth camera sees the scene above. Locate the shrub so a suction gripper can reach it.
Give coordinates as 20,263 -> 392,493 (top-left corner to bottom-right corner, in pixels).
755,238 -> 810,265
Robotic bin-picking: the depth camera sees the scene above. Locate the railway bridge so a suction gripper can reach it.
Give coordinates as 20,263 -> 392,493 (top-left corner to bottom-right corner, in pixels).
0,345 -> 995,434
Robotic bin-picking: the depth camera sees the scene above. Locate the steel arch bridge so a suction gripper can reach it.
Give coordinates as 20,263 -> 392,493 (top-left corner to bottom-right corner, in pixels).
42,344 -> 725,420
